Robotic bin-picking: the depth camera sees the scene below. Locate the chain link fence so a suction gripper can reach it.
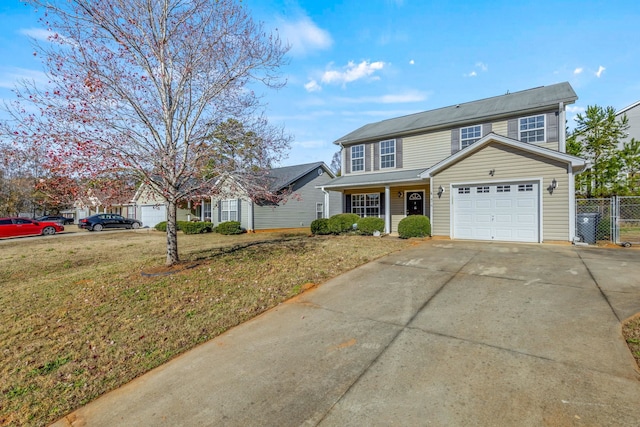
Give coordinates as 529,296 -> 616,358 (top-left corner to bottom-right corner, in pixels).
576,196 -> 640,246
615,196 -> 640,246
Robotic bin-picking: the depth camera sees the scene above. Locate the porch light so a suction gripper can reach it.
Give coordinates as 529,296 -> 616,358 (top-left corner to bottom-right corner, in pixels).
551,178 -> 557,189
437,185 -> 444,197
398,191 -> 403,198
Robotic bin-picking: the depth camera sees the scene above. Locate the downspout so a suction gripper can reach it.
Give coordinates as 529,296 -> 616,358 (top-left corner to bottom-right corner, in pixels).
568,164 -> 577,241
429,176 -> 434,222
384,185 -> 391,234
321,187 -> 329,218
559,101 -> 566,153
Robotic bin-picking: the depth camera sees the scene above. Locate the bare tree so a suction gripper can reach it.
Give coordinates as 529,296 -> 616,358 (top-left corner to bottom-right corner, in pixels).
3,0 -> 290,265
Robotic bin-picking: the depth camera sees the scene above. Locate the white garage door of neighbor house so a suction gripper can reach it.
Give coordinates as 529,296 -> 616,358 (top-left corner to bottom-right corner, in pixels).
140,205 -> 167,228
453,182 -> 539,243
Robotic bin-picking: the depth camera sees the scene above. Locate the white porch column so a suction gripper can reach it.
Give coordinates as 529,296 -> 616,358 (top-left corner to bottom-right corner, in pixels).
321,187 -> 330,218
248,200 -> 254,231
384,185 -> 391,234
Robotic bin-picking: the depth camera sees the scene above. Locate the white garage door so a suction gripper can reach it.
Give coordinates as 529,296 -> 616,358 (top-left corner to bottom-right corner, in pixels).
140,205 -> 167,228
453,182 -> 539,243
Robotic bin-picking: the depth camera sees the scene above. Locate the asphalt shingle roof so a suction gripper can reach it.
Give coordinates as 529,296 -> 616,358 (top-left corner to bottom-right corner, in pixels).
266,161 -> 330,191
335,82 -> 577,145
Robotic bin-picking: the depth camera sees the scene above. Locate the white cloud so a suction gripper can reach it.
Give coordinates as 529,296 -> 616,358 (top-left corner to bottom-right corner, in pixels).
573,67 -> 583,75
304,79 -> 322,92
464,62 -> 488,78
0,67 -> 49,89
336,90 -> 428,104
19,28 -> 52,41
596,65 -> 606,78
566,106 -> 585,114
321,60 -> 386,86
475,62 -> 488,72
277,15 -> 332,57
409,59 -> 415,65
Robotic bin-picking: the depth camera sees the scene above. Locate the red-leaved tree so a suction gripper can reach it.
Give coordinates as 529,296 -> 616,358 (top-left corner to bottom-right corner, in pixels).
2,0 -> 290,265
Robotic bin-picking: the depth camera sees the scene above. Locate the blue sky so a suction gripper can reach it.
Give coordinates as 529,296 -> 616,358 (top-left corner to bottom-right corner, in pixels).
1,0 -> 639,167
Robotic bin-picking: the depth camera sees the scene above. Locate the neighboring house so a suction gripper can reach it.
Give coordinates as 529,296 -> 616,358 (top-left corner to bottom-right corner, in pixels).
617,100 -> 640,148
202,161 -> 341,231
322,82 -> 587,243
130,184 -> 191,228
73,189 -> 138,223
127,162 -> 340,231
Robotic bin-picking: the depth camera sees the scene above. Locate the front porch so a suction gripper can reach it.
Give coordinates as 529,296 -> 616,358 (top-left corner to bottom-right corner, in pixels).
320,169 -> 430,234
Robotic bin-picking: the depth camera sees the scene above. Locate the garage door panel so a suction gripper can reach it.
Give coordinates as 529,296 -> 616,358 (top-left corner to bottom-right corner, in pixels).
476,199 -> 492,209
453,182 -> 539,243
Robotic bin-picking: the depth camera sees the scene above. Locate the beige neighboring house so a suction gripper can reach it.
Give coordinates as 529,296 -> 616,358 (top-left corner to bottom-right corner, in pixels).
129,184 -> 192,228
323,82 -> 587,243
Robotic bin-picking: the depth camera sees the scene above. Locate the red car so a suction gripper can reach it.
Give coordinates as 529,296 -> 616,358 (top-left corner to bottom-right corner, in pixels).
0,217 -> 65,238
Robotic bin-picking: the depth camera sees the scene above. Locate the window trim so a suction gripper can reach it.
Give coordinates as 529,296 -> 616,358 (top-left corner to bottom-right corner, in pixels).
351,193 -> 380,218
460,125 -> 482,149
379,139 -> 396,169
519,114 -> 546,143
316,202 -> 324,220
351,144 -> 364,173
221,199 -> 238,222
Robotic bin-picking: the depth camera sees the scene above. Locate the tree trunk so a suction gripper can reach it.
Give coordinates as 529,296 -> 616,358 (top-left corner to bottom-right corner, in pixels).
166,200 -> 179,266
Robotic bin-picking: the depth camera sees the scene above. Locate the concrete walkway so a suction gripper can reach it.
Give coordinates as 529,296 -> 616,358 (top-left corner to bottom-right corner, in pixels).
53,241 -> 640,426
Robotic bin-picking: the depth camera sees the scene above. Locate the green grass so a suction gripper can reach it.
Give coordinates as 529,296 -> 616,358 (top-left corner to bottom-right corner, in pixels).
0,231 -> 413,426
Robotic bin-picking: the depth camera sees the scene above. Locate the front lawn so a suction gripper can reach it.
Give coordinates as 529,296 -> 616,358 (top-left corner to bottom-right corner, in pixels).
0,231 -> 413,426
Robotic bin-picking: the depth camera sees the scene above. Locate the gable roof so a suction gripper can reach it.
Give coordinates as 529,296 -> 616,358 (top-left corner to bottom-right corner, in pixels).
265,161 -> 334,191
335,82 -> 577,145
421,133 -> 587,178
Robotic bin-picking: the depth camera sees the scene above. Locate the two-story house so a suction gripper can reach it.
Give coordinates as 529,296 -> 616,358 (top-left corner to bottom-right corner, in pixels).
321,82 -> 587,243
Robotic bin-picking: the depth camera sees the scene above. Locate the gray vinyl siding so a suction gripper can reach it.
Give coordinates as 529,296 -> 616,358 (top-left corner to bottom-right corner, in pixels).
253,167 -> 336,230
396,138 -> 403,169
365,143 -> 372,172
431,142 -> 571,241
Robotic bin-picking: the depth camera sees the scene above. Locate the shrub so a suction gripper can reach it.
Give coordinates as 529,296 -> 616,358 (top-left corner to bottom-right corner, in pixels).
356,217 -> 385,235
398,215 -> 431,239
181,221 -> 213,234
310,218 -> 331,235
154,221 -> 211,233
328,213 -> 360,234
217,221 -> 243,235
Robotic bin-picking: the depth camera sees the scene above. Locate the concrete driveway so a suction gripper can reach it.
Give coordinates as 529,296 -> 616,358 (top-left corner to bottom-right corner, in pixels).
53,240 -> 640,426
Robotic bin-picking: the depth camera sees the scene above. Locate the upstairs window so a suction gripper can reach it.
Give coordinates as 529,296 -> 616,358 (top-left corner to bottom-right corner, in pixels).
519,115 -> 545,143
460,125 -> 482,149
380,139 -> 395,169
351,145 -> 364,172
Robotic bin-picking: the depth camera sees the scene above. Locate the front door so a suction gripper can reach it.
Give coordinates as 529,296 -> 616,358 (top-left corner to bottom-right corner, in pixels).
406,191 -> 424,216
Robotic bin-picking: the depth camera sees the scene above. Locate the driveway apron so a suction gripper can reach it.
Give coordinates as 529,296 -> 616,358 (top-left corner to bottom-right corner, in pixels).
52,241 -> 640,427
